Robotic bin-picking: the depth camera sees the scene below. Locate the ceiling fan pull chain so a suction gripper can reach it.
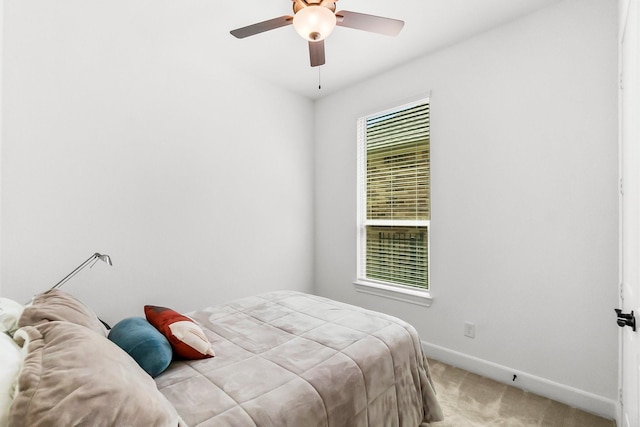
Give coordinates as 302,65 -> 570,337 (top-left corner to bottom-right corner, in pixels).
318,67 -> 322,90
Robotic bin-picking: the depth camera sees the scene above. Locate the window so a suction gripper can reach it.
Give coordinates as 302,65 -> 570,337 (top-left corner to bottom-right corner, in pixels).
357,98 -> 430,295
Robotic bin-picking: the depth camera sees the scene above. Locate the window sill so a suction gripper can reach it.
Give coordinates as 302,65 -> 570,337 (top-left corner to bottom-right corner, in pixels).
353,280 -> 433,307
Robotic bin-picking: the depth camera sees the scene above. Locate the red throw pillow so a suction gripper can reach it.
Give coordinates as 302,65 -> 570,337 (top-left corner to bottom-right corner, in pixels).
144,305 -> 214,360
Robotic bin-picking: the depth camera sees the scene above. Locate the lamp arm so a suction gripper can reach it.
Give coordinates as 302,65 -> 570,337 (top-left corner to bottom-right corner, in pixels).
50,253 -> 102,291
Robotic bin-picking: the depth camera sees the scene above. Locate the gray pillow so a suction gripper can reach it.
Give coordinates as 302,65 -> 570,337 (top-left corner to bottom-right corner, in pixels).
9,321 -> 181,426
18,289 -> 107,336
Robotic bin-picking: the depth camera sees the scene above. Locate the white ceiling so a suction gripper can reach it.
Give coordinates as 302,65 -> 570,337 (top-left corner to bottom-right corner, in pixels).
138,0 -> 563,100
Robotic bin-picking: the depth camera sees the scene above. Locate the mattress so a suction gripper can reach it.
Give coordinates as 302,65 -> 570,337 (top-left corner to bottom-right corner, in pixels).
154,290 -> 443,426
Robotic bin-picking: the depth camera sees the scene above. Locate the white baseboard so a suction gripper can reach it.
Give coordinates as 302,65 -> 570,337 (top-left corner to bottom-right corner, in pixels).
421,341 -> 619,421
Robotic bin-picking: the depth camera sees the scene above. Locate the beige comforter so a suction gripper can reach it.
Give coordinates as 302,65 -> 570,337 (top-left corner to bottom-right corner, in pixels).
155,291 -> 443,426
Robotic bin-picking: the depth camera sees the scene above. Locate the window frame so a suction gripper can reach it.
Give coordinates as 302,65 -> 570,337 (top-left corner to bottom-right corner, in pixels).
354,96 -> 433,307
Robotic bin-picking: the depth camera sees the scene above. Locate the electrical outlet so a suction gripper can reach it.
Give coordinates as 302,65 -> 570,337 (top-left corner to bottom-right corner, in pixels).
464,322 -> 476,338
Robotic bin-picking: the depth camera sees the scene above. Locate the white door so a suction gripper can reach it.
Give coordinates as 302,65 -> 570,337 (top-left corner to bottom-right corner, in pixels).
620,1 -> 640,426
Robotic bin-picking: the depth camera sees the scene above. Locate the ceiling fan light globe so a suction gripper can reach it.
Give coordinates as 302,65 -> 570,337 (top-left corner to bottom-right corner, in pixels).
293,6 -> 336,41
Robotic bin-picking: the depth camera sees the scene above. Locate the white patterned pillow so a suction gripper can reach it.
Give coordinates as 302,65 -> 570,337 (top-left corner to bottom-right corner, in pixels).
0,298 -> 24,335
0,332 -> 23,427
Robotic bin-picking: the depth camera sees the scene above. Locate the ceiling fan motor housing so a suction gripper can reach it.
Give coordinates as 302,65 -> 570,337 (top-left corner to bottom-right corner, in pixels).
293,0 -> 336,14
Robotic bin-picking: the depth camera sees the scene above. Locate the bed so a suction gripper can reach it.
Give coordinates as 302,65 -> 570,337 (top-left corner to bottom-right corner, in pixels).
1,289 -> 443,426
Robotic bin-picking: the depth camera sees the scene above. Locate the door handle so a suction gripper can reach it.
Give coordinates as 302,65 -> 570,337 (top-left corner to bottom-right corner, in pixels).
615,309 -> 637,331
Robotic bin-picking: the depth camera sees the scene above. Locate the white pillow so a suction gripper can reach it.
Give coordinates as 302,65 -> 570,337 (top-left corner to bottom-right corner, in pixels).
0,299 -> 24,335
0,332 -> 23,427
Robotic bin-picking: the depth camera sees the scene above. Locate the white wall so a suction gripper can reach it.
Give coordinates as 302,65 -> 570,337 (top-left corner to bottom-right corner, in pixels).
1,1 -> 315,325
315,0 -> 619,411
0,0 -> 621,417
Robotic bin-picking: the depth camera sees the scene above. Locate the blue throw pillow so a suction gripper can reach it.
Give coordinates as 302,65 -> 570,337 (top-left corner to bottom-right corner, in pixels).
108,317 -> 172,377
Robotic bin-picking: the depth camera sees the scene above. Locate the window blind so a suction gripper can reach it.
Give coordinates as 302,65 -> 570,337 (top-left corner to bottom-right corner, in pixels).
358,100 -> 430,290
366,103 -> 430,221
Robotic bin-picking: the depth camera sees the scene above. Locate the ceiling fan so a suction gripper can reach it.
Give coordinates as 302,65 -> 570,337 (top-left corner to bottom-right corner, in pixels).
230,0 -> 405,67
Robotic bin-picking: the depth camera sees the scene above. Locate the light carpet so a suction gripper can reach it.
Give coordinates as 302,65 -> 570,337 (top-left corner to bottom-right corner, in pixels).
426,359 -> 616,427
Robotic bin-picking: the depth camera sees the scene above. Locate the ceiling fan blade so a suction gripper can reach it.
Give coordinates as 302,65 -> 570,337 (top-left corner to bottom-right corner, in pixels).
335,11 -> 404,36
230,16 -> 293,39
309,40 -> 325,67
